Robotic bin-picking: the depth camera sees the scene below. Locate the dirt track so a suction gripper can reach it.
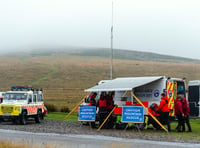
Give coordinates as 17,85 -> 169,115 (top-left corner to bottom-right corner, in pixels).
0,120 -> 199,144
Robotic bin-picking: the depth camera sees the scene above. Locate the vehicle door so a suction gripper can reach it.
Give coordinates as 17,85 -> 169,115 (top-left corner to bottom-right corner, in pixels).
166,80 -> 177,117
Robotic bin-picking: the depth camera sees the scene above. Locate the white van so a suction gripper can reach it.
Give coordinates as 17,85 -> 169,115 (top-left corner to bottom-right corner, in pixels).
188,80 -> 200,117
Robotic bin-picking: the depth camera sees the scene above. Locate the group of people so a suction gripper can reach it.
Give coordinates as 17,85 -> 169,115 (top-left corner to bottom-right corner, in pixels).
87,92 -> 115,128
148,93 -> 171,131
87,91 -> 192,132
175,94 -> 192,132
148,93 -> 192,132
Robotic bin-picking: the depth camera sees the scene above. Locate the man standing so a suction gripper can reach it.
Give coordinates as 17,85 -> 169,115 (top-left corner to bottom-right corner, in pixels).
157,93 -> 171,132
175,95 -> 184,132
97,92 -> 107,127
182,97 -> 192,132
88,92 -> 97,106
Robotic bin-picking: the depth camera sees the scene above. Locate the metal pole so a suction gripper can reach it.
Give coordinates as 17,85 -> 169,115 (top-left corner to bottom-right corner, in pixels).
110,1 -> 114,80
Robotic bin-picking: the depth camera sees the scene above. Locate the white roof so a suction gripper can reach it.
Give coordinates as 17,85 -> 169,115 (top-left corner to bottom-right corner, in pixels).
85,76 -> 165,92
188,80 -> 200,86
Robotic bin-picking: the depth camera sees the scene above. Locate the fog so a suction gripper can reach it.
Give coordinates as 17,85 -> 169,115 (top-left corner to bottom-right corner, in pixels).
0,0 -> 200,59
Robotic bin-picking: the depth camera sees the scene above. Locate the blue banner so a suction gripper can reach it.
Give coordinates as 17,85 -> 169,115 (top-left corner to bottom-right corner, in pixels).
121,106 -> 144,123
78,106 -> 96,121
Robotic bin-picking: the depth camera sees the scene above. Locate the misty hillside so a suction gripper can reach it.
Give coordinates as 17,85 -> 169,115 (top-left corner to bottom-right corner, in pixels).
69,48 -> 200,63
5,47 -> 199,63
25,47 -> 200,63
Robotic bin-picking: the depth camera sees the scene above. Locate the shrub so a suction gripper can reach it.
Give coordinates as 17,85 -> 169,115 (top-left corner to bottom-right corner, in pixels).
44,103 -> 58,112
60,106 -> 70,113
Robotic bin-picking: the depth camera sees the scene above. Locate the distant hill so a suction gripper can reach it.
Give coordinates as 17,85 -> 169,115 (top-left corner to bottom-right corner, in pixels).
4,47 -> 200,63
67,48 -> 200,63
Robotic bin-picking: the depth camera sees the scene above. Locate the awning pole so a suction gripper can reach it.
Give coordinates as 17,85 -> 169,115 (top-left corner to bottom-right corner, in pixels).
60,92 -> 90,123
121,90 -> 128,98
97,106 -> 116,131
131,92 -> 168,133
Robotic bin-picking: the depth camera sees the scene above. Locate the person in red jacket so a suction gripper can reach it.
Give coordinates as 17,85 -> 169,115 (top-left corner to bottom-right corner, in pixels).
97,92 -> 107,126
175,95 -> 184,132
148,103 -> 160,129
157,93 -> 171,132
182,98 -> 192,132
88,92 -> 97,106
106,92 -> 114,112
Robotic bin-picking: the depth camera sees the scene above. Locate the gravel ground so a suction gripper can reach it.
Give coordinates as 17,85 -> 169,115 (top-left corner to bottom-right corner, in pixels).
0,120 -> 199,144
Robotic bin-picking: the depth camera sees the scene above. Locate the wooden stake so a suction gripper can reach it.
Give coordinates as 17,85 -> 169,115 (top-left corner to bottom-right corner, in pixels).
97,106 -> 116,131
60,93 -> 89,123
131,92 -> 168,133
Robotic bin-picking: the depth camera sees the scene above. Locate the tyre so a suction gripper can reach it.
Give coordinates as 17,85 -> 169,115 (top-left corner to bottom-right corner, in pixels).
35,110 -> 43,123
20,111 -> 27,125
12,118 -> 18,124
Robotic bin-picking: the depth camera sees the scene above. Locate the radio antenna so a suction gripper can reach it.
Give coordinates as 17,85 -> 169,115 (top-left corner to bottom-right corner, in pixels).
110,1 -> 114,80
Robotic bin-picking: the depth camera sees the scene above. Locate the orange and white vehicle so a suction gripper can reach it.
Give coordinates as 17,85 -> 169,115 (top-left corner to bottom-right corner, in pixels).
0,86 -> 46,125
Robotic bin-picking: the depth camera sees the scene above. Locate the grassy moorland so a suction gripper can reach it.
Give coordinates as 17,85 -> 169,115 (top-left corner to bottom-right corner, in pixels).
1,49 -> 200,110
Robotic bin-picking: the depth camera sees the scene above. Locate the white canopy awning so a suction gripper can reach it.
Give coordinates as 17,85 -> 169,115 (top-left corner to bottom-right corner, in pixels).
85,76 -> 165,92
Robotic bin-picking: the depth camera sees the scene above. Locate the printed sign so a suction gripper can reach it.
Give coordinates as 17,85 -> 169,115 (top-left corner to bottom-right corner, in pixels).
78,106 -> 96,121
121,106 -> 144,123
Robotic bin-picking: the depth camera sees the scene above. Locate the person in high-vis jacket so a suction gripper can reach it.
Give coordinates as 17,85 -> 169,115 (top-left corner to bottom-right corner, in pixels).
157,93 -> 171,132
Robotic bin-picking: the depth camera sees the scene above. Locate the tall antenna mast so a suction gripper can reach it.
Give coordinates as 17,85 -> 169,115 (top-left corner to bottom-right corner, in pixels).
110,1 -> 114,80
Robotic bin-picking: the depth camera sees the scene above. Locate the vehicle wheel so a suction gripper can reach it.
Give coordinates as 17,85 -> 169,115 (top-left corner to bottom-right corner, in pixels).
20,111 -> 27,125
12,118 -> 18,124
35,110 -> 43,123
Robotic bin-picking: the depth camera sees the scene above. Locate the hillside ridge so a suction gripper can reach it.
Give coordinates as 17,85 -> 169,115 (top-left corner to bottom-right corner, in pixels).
29,47 -> 200,63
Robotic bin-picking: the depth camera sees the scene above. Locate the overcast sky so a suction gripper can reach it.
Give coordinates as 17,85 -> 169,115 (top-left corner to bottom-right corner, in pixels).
0,0 -> 200,59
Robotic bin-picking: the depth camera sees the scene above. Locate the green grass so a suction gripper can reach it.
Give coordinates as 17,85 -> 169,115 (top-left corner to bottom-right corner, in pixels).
45,112 -> 200,142
164,119 -> 200,141
45,112 -> 200,133
45,112 -> 78,122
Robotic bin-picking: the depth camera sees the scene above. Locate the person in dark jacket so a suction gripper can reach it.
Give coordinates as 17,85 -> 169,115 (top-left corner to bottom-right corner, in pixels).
106,92 -> 114,112
97,92 -> 107,126
157,93 -> 171,132
175,95 -> 184,132
148,103 -> 160,129
104,91 -> 115,129
182,98 -> 192,132
88,92 -> 97,106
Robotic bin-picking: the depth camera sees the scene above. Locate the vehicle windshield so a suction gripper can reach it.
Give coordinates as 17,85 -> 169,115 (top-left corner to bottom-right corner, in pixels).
4,93 -> 28,101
